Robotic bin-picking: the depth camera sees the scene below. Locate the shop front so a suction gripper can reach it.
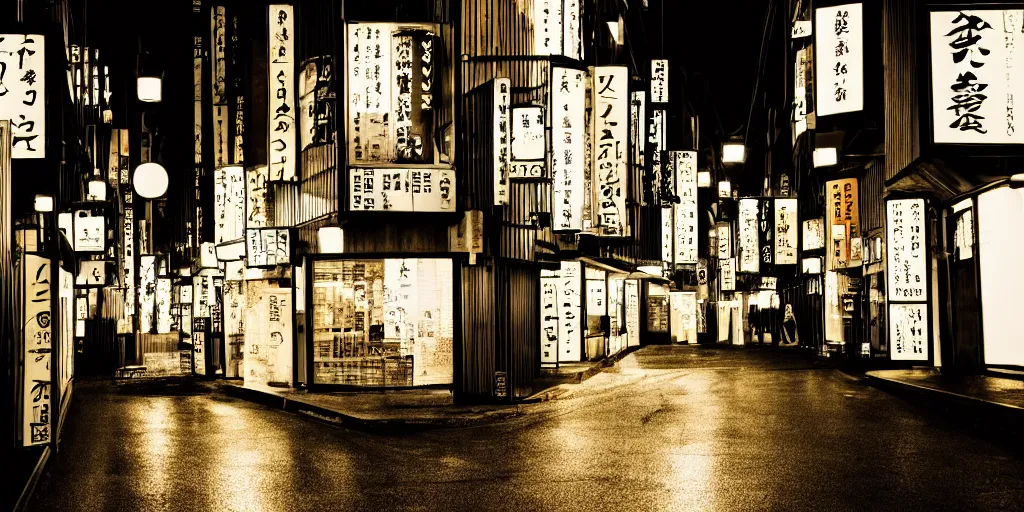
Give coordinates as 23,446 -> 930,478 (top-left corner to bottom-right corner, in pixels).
304,256 -> 455,389
945,184 -> 1024,372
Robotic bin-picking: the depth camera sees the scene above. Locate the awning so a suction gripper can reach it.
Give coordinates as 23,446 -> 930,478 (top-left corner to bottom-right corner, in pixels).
885,156 -> 983,203
624,271 -> 673,285
578,256 -> 633,275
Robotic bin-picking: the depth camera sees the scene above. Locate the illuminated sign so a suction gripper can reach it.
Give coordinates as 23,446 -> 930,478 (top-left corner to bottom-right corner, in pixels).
349,168 -> 456,212
551,67 -> 586,231
814,3 -> 863,116
929,9 -> 1024,144
268,5 -> 296,180
592,67 -> 628,236
0,34 -> 45,159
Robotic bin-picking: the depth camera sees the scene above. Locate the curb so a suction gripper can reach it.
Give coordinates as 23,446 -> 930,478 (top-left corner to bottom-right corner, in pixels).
221,385 -> 523,433
863,373 -> 1024,423
529,346 -> 642,401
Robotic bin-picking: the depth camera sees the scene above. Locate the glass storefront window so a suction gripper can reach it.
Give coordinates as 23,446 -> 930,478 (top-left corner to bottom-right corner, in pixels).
312,258 -> 454,386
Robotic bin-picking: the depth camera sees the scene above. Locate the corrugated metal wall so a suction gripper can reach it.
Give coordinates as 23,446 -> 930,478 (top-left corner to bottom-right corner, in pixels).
462,0 -> 553,263
883,0 -> 919,181
460,264 -> 496,397
459,261 -> 539,400
495,262 -> 539,399
860,158 -> 886,235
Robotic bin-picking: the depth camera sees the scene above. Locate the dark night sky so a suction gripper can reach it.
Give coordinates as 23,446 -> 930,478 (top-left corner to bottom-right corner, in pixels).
663,0 -> 766,139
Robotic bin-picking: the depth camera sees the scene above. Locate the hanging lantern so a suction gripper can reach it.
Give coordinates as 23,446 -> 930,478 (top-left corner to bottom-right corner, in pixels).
133,162 -> 168,199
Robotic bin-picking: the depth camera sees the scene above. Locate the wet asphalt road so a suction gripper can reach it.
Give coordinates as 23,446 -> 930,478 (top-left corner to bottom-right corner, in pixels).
29,346 -> 1024,512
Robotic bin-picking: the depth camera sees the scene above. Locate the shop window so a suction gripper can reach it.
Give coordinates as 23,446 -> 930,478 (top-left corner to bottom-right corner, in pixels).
312,258 -> 454,386
978,187 -> 1024,367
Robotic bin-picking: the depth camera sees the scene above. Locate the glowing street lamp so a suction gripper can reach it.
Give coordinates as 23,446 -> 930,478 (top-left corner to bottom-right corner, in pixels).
34,194 -> 54,212
813,147 -> 838,167
137,76 -> 162,103
722,143 -> 745,163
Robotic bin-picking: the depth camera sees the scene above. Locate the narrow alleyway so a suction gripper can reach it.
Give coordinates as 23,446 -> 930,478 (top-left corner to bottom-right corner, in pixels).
30,347 -> 1024,512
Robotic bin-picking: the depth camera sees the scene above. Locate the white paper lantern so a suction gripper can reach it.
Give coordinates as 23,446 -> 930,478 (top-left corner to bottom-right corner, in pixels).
137,76 -> 162,102
133,162 -> 168,199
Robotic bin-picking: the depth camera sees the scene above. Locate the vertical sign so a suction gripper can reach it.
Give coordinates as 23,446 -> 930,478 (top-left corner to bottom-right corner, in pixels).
592,67 -> 628,236
648,109 -> 664,204
721,258 -> 736,291
123,190 -> 135,318
268,5 -> 296,181
826,178 -> 860,269
630,91 -> 646,205
540,275 -> 559,364
493,78 -> 510,205
211,6 -> 229,168
674,151 -> 698,264
533,0 -> 581,59
802,217 -> 825,250
650,59 -> 668,103
661,208 -> 673,265
793,47 -> 808,140
559,261 -> 582,362
214,165 -> 245,243
0,34 -> 45,159
348,23 -> 392,164
661,146 -> 675,204
929,9 -> 1024,144
231,14 -> 245,164
738,199 -> 760,273
774,198 -> 798,264
717,223 -> 731,260
625,280 -> 640,347
246,165 -> 269,229
815,3 -> 863,116
563,0 -> 582,60
139,256 -> 157,333
890,303 -> 928,361
157,278 -> 172,334
194,32 -> 204,239
533,0 -> 563,57
299,60 -> 317,151
552,67 -> 586,231
886,199 -> 927,300
22,255 -> 52,446
758,198 -> 774,266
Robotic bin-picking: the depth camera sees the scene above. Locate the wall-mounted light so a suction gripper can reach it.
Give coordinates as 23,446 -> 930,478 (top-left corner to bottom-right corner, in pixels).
319,226 -> 344,253
137,76 -> 162,103
722,143 -> 745,163
87,178 -> 107,202
133,162 -> 168,199
813,147 -> 838,167
697,171 -> 711,188
34,195 -> 54,212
